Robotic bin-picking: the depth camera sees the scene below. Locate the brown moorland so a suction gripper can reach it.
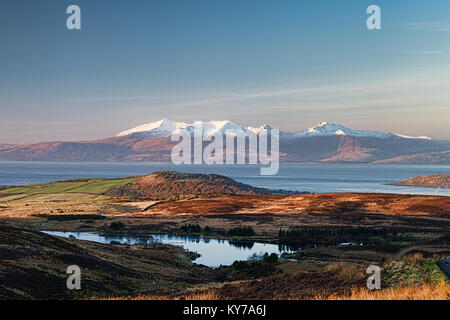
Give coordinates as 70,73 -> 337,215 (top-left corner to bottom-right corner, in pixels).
139,193 -> 450,216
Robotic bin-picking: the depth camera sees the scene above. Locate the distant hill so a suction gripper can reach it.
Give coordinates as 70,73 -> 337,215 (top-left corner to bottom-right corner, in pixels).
393,174 -> 450,189
1,120 -> 450,163
374,151 -> 450,164
106,171 -> 273,200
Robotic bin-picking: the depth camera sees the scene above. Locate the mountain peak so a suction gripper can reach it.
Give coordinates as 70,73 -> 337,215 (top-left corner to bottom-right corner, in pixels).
300,122 -> 386,138
116,119 -> 185,137
308,122 -> 348,132
116,119 -> 433,141
117,119 -> 259,138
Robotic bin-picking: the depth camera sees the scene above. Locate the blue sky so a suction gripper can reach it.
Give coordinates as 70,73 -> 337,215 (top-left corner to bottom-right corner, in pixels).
1,0 -> 450,143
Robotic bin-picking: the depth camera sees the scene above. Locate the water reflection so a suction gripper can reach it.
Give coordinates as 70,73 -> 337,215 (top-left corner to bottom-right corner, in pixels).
228,240 -> 255,249
41,231 -> 295,268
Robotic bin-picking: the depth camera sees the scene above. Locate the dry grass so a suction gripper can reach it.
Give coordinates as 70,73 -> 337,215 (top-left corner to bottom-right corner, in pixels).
324,262 -> 366,281
103,283 -> 450,300
183,291 -> 221,300
322,280 -> 450,300
103,290 -> 221,301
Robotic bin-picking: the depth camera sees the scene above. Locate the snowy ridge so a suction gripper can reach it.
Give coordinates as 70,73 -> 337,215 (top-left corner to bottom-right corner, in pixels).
117,119 -> 271,138
287,122 -> 391,139
116,119 -> 432,140
394,133 -> 432,141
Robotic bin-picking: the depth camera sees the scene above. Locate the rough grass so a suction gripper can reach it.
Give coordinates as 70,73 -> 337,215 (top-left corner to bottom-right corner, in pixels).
105,281 -> 450,300
106,290 -> 222,300
99,256 -> 450,301
322,280 -> 449,300
383,254 -> 449,287
323,262 -> 366,281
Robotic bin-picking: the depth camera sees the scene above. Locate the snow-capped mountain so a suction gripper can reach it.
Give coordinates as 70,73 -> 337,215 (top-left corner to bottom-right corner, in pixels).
117,119 -> 274,138
287,122 -> 391,139
117,119 -> 431,140
0,120 -> 447,163
116,119 -> 186,138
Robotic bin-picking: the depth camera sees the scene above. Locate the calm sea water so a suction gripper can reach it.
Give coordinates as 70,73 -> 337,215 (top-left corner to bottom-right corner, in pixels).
41,231 -> 292,267
0,161 -> 449,196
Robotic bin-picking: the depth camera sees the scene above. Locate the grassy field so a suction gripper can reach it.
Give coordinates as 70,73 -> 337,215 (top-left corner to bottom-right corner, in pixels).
0,176 -> 140,196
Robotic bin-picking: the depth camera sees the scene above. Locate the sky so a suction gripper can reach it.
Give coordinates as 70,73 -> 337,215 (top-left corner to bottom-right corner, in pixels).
1,0 -> 450,143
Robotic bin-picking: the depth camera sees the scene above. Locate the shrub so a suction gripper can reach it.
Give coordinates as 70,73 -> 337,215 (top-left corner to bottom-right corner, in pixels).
109,221 -> 125,230
203,226 -> 212,234
263,253 -> 279,263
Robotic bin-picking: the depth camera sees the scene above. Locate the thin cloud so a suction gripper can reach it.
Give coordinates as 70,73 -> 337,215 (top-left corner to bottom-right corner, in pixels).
405,50 -> 450,56
46,95 -> 161,104
396,21 -> 450,32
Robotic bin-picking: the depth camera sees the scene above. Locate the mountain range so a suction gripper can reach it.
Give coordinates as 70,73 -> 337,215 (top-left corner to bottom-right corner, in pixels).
1,119 -> 449,164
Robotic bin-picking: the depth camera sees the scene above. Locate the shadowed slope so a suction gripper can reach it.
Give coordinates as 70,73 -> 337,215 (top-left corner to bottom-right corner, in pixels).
0,224 -> 217,299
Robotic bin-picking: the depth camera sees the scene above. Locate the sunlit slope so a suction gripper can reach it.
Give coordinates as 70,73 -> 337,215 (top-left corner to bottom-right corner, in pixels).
0,176 -> 141,196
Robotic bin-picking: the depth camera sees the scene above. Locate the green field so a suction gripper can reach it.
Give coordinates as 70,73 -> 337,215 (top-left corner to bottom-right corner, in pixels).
0,176 -> 140,196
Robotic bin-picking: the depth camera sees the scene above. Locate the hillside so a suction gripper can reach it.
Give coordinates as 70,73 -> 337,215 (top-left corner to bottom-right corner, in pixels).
106,171 -> 273,200
393,174 -> 450,188
0,224 -> 217,299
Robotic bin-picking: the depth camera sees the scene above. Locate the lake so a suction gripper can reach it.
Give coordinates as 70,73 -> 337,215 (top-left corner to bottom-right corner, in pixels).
0,161 -> 449,195
41,231 -> 293,268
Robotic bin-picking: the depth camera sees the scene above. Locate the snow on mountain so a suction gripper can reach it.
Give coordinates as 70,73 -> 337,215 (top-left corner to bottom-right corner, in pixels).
286,122 -> 391,139
117,119 -> 271,138
116,120 -> 432,140
116,119 -> 185,137
393,133 -> 432,140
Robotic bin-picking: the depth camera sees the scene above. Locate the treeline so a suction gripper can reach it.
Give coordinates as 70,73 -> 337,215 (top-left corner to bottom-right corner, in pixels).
278,226 -> 391,246
180,224 -> 255,237
33,214 -> 107,222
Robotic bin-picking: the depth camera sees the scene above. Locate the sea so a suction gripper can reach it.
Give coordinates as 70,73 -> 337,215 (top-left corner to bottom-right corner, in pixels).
0,161 -> 449,196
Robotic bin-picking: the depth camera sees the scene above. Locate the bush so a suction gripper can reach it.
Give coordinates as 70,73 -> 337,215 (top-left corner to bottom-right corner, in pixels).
263,253 -> 279,263
230,252 -> 280,278
109,221 -> 125,230
232,260 -> 250,270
